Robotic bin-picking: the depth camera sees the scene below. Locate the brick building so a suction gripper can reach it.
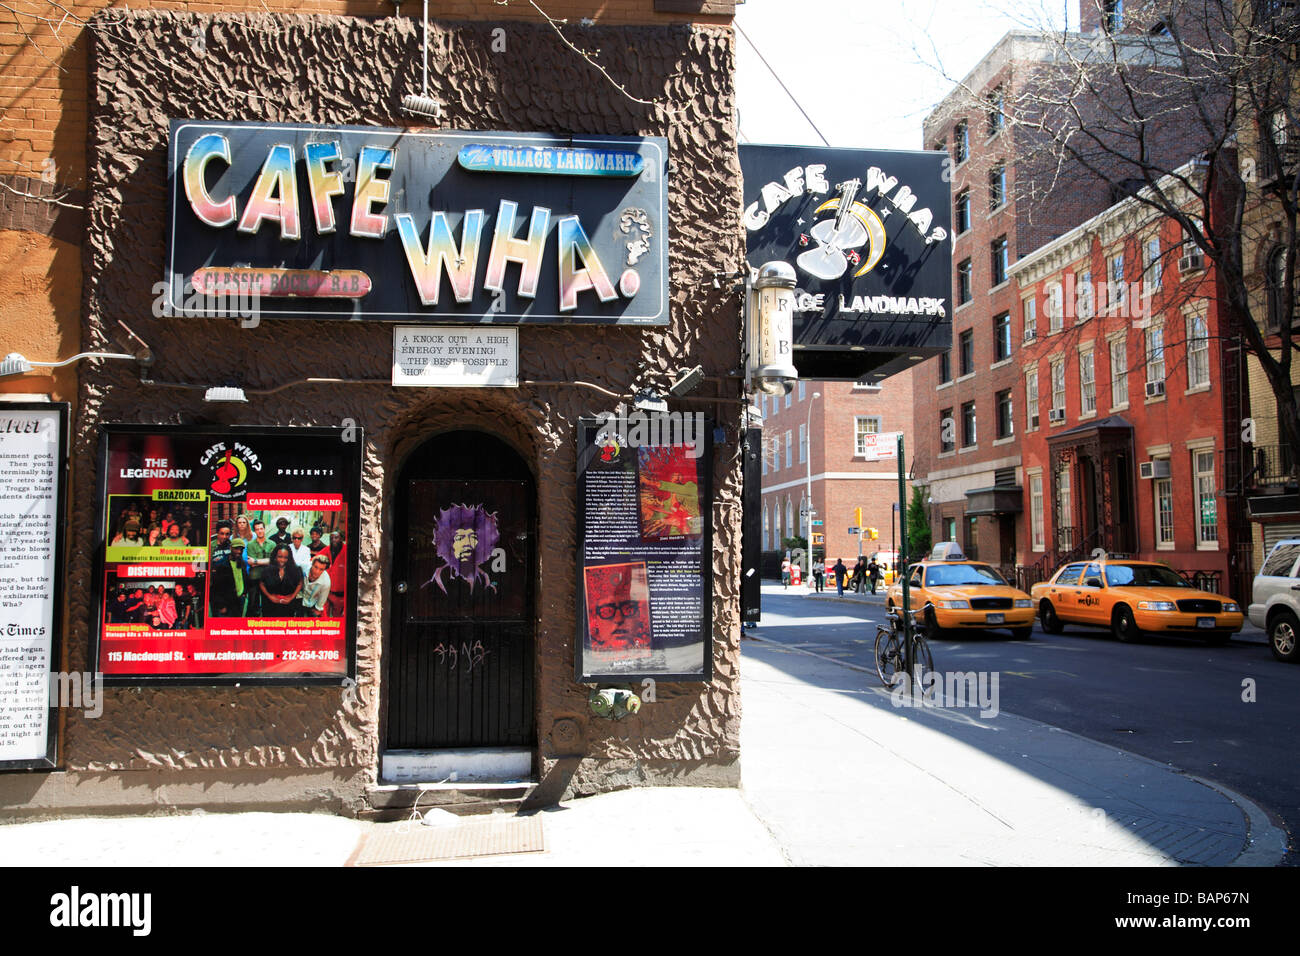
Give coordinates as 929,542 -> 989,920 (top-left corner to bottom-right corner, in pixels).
0,1 -> 750,816
913,1 -> 1232,580
1010,165 -> 1247,592
758,372 -> 915,577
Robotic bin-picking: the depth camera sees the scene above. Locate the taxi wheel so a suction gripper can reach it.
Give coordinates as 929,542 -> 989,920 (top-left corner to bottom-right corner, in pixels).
924,606 -> 947,640
1012,627 -> 1032,641
1112,605 -> 1144,644
1040,601 -> 1063,634
1269,611 -> 1299,663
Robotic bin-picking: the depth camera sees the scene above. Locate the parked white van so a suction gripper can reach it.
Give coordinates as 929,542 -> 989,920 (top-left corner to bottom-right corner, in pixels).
1249,539 -> 1300,662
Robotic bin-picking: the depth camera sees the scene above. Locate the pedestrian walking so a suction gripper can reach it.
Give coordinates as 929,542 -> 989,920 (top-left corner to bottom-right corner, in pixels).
852,557 -> 866,593
781,556 -> 791,588
812,558 -> 825,593
868,558 -> 882,595
833,558 -> 847,597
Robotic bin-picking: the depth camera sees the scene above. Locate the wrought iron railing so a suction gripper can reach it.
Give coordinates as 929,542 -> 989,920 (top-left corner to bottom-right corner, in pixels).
1246,444 -> 1298,488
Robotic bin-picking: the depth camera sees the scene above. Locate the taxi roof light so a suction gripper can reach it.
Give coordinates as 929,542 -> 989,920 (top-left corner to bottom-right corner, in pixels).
930,541 -> 966,562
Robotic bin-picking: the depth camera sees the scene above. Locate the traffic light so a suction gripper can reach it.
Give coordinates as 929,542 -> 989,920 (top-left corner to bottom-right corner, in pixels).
855,507 -> 862,527
869,527 -> 879,540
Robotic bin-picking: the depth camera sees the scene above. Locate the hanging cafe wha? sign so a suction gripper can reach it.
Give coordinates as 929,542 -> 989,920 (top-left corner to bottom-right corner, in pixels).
740,145 -> 951,380
165,121 -> 669,324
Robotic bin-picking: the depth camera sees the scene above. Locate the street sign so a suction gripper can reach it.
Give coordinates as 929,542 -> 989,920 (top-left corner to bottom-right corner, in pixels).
811,520 -> 823,527
848,526 -> 860,535
860,431 -> 902,461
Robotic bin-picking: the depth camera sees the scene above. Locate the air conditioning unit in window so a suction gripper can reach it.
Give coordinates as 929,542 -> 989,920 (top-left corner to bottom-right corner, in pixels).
1048,408 -> 1066,422
1178,252 -> 1204,274
1145,380 -> 1166,398
1140,460 -> 1171,480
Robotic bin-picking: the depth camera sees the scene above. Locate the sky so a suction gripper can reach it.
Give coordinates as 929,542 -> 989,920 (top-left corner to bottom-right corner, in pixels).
735,0 -> 1072,152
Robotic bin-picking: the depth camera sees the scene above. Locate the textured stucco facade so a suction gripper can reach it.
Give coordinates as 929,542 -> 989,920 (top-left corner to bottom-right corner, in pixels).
0,8 -> 745,816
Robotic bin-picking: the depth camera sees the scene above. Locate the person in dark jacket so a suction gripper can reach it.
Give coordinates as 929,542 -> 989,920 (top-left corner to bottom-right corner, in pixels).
833,558 -> 848,597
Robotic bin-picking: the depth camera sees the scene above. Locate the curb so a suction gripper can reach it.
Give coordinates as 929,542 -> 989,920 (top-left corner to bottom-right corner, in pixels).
745,629 -> 1289,867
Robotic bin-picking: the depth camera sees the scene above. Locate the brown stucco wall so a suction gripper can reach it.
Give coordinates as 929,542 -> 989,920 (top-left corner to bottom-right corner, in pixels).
0,10 -> 742,817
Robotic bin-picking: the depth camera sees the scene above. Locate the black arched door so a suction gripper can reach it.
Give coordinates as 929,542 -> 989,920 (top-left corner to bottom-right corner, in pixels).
387,431 -> 535,749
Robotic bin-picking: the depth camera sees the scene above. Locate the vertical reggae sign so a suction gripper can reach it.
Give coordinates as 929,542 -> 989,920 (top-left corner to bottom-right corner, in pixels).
94,425 -> 361,684
576,414 -> 713,681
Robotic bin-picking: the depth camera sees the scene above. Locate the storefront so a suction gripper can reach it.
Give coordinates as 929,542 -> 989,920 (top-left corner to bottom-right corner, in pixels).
0,10 -> 745,816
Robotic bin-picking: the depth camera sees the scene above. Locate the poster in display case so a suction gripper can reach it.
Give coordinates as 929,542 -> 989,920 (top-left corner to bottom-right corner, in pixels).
93,425 -> 361,685
576,415 -> 712,681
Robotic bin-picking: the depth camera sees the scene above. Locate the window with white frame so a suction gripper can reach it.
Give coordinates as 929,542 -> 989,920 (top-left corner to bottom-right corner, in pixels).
1051,358 -> 1066,413
1057,465 -> 1074,550
799,423 -> 807,463
785,430 -> 792,468
1025,367 -> 1039,429
854,416 -> 881,456
1080,348 -> 1096,414
1186,312 -> 1210,388
1146,237 -> 1162,290
785,390 -> 792,409
762,445 -> 768,476
1030,474 -> 1045,550
1108,253 -> 1124,311
763,505 -> 769,549
1195,450 -> 1217,546
798,380 -> 806,401
1154,467 -> 1174,548
1077,270 -> 1094,320
785,498 -> 793,543
1023,296 -> 1037,341
1146,326 -> 1165,384
1048,283 -> 1064,332
1110,336 -> 1128,407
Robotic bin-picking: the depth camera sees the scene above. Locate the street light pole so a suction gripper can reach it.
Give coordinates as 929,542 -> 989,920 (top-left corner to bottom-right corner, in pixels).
804,391 -> 821,575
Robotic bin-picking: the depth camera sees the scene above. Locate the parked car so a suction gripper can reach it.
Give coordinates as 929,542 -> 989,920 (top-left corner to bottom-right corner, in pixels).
886,541 -> 1035,639
1030,555 -> 1243,644
1248,539 -> 1300,662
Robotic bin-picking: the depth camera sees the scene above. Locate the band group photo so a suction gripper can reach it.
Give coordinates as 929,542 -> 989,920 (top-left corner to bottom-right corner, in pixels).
207,504 -> 348,620
105,495 -> 208,551
103,577 -> 207,630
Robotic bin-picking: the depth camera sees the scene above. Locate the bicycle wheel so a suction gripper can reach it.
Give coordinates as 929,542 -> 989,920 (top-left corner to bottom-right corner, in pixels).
911,635 -> 935,680
874,627 -> 901,688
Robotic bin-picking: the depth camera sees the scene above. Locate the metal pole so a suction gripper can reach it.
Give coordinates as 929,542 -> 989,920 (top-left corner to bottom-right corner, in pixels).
804,392 -> 820,575
898,433 -> 912,687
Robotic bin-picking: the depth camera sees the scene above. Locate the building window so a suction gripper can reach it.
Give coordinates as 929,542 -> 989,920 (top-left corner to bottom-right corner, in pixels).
959,329 -> 974,376
939,349 -> 952,383
854,416 -> 881,456
989,164 -> 1006,210
1051,358 -> 1066,415
1195,450 -> 1217,546
799,422 -> 807,463
1102,0 -> 1122,33
1023,296 -> 1037,341
763,505 -> 769,549
785,429 -> 792,468
943,516 -> 957,542
1186,312 -> 1210,388
996,389 -> 1014,439
993,311 -> 1011,362
1030,474 -> 1045,550
1108,253 -> 1124,311
786,498 -> 794,543
954,120 -> 968,164
1146,237 -> 1162,290
1110,336 -> 1128,407
961,401 -> 977,447
940,408 -> 954,453
1048,283 -> 1064,332
987,87 -> 1005,136
785,389 -> 792,409
761,444 -> 768,476
1080,348 -> 1096,414
958,259 -> 972,305
1057,465 -> 1074,550
965,516 -> 979,560
1146,326 -> 1165,386
1025,368 -> 1039,430
1268,246 -> 1292,331
798,380 -> 806,401
955,190 -> 971,234
1154,468 -> 1174,548
1077,270 -> 1094,320
991,236 -> 1009,286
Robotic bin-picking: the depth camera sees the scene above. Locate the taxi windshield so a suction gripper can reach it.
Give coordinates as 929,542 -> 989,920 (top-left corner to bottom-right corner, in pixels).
1103,564 -> 1190,588
925,564 -> 1007,586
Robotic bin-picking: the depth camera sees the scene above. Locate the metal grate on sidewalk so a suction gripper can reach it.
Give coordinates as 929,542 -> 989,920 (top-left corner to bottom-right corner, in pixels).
347,814 -> 545,866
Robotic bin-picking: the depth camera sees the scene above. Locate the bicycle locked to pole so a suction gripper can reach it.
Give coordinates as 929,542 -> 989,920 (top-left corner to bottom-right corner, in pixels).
874,607 -> 935,690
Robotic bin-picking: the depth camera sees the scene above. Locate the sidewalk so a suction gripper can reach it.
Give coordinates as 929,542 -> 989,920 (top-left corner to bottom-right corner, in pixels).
0,611 -> 1284,866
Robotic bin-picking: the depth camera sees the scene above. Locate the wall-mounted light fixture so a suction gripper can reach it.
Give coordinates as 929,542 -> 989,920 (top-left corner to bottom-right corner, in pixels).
0,350 -> 139,379
746,261 -> 798,396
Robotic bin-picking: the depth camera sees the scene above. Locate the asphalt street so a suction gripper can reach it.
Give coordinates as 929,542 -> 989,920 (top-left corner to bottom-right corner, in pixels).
753,588 -> 1300,865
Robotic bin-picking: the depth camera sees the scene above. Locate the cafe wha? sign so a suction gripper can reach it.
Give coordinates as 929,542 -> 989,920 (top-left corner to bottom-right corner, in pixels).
165,121 -> 669,324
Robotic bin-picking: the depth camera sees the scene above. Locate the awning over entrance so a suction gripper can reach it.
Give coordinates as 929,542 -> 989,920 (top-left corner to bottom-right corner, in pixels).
1045,414 -> 1134,448
964,485 -> 1023,516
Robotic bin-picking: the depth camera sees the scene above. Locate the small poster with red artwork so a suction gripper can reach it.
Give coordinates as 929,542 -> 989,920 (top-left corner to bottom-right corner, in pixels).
576,414 -> 712,681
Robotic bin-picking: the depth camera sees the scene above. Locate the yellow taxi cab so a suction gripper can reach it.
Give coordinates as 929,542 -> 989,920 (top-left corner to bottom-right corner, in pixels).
886,542 -> 1036,639
1030,554 -> 1244,644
